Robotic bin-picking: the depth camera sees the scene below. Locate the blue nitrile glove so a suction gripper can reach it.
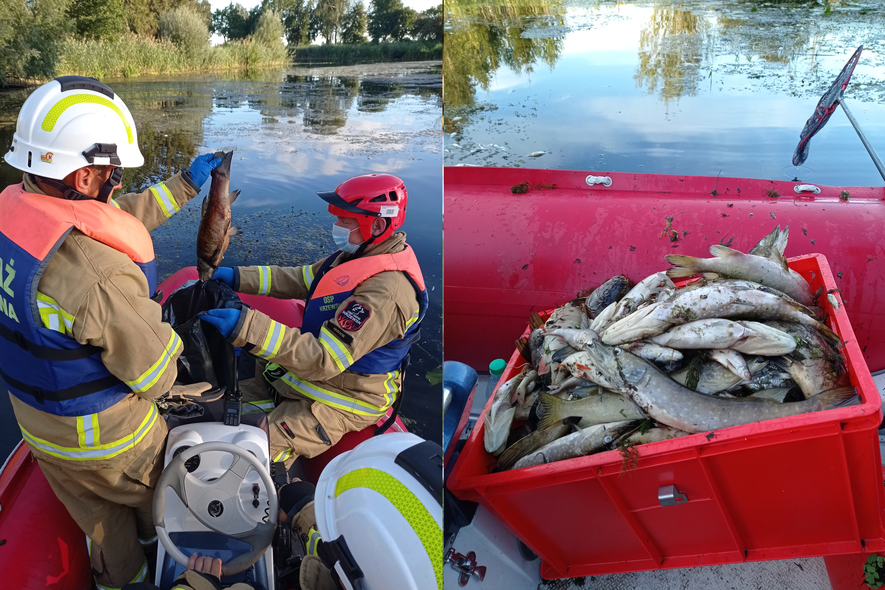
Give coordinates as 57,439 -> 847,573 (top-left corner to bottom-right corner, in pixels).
213,267 -> 236,288
188,153 -> 223,189
200,308 -> 242,339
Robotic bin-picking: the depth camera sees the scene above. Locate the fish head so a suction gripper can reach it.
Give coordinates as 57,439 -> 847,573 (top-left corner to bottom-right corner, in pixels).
550,328 -> 599,351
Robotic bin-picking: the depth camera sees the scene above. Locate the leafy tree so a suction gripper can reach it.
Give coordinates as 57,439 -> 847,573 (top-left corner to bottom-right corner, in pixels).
367,0 -> 403,42
159,5 -> 209,60
123,0 -> 211,36
252,8 -> 286,50
398,6 -> 416,40
0,0 -> 72,86
68,0 -> 128,41
340,1 -> 367,44
212,2 -> 251,41
316,0 -> 347,43
410,4 -> 440,41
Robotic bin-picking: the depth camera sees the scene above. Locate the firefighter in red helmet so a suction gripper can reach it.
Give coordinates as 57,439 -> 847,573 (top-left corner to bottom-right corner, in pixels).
203,174 -> 427,468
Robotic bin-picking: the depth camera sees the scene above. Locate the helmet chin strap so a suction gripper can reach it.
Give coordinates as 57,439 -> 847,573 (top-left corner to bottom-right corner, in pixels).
36,167 -> 122,204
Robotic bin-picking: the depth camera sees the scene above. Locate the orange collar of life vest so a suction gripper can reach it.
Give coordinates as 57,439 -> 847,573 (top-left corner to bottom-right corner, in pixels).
0,184 -> 154,263
311,245 -> 425,299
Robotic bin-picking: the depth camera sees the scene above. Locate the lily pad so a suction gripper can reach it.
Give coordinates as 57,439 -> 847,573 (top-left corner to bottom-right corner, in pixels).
425,366 -> 443,385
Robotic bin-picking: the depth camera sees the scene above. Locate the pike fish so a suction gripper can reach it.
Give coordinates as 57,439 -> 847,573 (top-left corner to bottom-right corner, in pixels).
536,390 -> 645,430
512,421 -> 636,470
591,272 -> 674,333
601,280 -> 834,345
574,340 -> 858,434
749,225 -> 789,258
197,151 -> 241,281
483,368 -> 524,455
671,357 -> 769,394
665,242 -> 814,306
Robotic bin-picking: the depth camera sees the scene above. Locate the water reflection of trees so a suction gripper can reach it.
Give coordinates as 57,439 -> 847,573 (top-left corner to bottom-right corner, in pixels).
444,0 -> 566,108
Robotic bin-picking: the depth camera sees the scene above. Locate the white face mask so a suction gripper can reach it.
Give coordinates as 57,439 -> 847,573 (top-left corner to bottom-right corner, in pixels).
332,223 -> 362,253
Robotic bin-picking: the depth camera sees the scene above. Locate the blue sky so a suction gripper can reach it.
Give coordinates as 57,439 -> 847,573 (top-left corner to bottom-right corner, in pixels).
208,0 -> 439,15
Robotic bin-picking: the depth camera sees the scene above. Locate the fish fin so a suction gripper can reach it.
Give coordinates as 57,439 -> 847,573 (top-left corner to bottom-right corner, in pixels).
774,226 -> 790,255
815,386 -> 860,409
536,393 -> 562,430
496,418 -> 574,471
529,311 -> 545,331
709,244 -> 742,258
227,225 -> 242,236
228,189 -> 241,205
664,254 -> 701,278
551,345 -> 578,363
200,196 -> 208,217
771,247 -> 791,272
537,356 -> 549,376
813,321 -> 840,343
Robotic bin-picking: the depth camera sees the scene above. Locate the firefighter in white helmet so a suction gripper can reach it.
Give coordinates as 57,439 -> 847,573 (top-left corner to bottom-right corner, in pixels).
0,76 -> 220,589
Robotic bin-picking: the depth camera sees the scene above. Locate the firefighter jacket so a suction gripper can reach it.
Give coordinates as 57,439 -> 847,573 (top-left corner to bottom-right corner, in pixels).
230,232 -> 426,420
0,172 -> 198,470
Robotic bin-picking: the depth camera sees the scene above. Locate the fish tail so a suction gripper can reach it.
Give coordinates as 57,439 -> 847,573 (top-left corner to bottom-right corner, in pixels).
217,150 -> 233,173
816,386 -> 860,410
665,255 -> 702,278
536,393 -> 563,430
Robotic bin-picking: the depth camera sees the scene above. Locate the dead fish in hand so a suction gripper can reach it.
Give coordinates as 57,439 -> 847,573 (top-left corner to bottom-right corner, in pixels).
197,151 -> 241,281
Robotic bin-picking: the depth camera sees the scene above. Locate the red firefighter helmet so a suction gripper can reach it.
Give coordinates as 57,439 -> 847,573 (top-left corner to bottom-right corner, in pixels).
317,173 -> 407,243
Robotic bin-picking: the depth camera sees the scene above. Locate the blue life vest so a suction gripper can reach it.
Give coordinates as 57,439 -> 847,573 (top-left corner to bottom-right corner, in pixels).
301,244 -> 427,374
0,184 -> 158,417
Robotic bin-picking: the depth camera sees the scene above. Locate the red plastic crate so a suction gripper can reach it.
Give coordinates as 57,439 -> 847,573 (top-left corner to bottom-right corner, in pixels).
447,254 -> 885,579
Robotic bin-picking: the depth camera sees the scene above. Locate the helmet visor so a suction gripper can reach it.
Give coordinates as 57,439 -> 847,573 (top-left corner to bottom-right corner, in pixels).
317,190 -> 381,217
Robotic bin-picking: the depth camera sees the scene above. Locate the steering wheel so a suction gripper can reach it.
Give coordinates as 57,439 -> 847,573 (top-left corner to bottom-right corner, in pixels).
153,441 -> 279,576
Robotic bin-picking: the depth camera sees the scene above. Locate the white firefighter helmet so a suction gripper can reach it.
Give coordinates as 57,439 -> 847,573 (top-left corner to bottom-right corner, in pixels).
4,76 -> 143,180
314,432 -> 442,590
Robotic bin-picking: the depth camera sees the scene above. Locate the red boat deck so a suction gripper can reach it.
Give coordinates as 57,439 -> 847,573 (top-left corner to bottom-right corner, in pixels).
444,166 -> 885,372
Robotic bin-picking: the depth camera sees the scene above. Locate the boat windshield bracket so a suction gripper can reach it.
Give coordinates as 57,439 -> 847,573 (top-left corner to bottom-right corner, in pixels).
794,184 -> 822,195
445,547 -> 487,586
586,175 -> 613,188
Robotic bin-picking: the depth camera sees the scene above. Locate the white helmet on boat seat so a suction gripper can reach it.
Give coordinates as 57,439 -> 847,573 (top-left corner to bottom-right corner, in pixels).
314,432 -> 443,590
4,76 -> 144,180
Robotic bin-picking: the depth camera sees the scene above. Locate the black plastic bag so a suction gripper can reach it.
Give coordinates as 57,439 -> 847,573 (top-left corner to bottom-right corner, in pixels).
161,279 -> 248,392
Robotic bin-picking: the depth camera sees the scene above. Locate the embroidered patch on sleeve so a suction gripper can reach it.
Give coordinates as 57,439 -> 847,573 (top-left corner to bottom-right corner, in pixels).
337,300 -> 371,331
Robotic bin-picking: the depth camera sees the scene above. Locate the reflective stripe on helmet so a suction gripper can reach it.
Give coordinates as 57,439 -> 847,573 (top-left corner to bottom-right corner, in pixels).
42,94 -> 134,144
335,468 -> 442,590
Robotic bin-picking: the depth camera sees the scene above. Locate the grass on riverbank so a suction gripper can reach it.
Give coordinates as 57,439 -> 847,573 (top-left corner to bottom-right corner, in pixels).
292,41 -> 442,66
58,34 -> 290,79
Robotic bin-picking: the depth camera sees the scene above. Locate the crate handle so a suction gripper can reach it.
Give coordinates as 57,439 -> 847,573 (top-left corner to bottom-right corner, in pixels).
658,484 -> 688,507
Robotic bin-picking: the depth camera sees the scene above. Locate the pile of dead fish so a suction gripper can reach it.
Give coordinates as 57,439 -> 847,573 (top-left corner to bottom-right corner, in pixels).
484,226 -> 858,472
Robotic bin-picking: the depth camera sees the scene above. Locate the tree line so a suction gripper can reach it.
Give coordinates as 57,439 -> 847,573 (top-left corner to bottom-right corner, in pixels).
213,0 -> 441,47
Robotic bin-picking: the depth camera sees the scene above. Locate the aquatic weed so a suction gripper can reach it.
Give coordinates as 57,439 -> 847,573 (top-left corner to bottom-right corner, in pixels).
619,443 -> 639,474
766,188 -> 780,198
841,190 -> 850,201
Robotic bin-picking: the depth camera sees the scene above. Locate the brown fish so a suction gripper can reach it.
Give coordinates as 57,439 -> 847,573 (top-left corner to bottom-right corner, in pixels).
197,151 -> 241,281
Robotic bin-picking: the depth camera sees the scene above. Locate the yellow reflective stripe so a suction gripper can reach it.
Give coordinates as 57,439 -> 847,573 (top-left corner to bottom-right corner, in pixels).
125,331 -> 182,393
319,326 -> 354,372
149,184 -> 178,219
336,468 -> 442,590
274,449 -> 292,462
302,264 -> 314,289
42,94 -> 133,144
405,308 -> 419,328
382,371 -> 398,409
76,413 -> 100,448
109,198 -> 121,209
243,399 -> 275,414
280,372 -> 386,416
36,292 -> 74,335
21,404 -> 158,461
258,266 -> 272,295
253,320 -> 285,359
307,528 -> 321,556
